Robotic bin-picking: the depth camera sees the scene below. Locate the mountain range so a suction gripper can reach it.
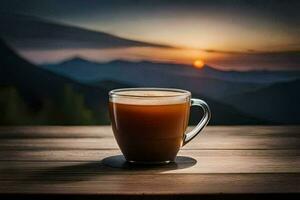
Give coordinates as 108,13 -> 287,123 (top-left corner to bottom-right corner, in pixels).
42,57 -> 300,124
0,39 -> 268,125
44,58 -> 263,99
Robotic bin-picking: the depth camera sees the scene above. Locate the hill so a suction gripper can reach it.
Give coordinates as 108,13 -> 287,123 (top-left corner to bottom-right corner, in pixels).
44,56 -> 300,84
43,57 -> 300,124
0,39 -> 110,124
43,58 -> 266,99
225,79 -> 300,124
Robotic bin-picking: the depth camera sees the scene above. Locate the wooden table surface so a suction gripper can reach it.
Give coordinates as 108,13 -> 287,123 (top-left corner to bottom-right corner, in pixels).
0,126 -> 299,199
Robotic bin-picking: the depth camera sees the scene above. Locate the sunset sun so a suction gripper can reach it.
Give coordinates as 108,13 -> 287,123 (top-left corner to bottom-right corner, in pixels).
193,59 -> 205,69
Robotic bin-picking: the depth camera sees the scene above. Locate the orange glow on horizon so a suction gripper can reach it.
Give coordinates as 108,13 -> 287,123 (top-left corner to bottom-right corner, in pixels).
193,59 -> 205,69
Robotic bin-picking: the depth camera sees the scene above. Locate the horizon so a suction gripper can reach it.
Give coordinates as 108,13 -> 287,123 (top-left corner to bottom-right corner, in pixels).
42,55 -> 300,73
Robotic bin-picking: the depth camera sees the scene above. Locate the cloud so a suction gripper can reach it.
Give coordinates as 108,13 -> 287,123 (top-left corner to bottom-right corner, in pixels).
202,48 -> 300,55
0,12 -> 171,50
205,50 -> 300,71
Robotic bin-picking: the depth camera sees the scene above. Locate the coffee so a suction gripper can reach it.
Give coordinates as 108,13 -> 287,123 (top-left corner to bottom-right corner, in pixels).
109,90 -> 190,163
109,88 -> 210,164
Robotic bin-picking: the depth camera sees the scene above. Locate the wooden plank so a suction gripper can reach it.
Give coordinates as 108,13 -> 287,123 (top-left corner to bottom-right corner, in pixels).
0,134 -> 299,150
0,126 -> 299,139
0,126 -> 299,150
0,138 -> 117,150
0,174 -> 299,194
0,126 -> 299,197
0,150 -> 299,175
0,126 -> 110,138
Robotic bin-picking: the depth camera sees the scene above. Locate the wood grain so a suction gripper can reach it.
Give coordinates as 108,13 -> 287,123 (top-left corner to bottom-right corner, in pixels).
1,126 -> 299,138
0,126 -> 299,198
0,174 -> 299,194
0,149 -> 299,172
0,126 -> 299,150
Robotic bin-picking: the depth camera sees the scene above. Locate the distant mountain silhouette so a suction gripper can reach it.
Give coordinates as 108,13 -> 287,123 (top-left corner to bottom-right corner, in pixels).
92,80 -> 134,91
46,58 -> 270,124
0,12 -> 169,50
225,79 -> 300,124
50,56 -> 300,85
43,58 -> 268,99
42,57 -> 300,124
199,65 -> 300,83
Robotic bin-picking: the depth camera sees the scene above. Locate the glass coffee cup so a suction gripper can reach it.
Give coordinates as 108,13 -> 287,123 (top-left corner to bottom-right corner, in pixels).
109,88 -> 211,164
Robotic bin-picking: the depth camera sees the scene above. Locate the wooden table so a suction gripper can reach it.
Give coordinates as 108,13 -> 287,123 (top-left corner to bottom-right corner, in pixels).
0,126 -> 299,199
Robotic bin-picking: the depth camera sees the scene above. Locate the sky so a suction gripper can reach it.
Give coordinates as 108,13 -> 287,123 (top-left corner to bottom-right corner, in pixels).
1,0 -> 300,71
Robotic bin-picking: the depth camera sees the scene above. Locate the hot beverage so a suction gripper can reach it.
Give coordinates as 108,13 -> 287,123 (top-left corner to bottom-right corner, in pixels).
109,88 -> 210,164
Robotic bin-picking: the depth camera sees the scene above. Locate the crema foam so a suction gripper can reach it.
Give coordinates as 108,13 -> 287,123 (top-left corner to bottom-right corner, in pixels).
110,90 -> 190,105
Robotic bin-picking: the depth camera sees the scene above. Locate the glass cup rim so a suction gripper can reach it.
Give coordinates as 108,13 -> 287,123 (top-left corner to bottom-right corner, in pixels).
109,87 -> 191,98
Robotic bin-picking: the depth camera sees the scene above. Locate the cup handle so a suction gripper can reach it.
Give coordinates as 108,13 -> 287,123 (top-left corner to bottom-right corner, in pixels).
183,98 -> 211,146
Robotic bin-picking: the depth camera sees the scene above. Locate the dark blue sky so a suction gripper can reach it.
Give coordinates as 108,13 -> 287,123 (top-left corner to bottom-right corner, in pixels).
1,0 -> 299,24
1,0 -> 300,21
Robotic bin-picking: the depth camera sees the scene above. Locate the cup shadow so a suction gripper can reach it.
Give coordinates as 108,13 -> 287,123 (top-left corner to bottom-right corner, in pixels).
102,155 -> 197,170
24,155 -> 196,183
